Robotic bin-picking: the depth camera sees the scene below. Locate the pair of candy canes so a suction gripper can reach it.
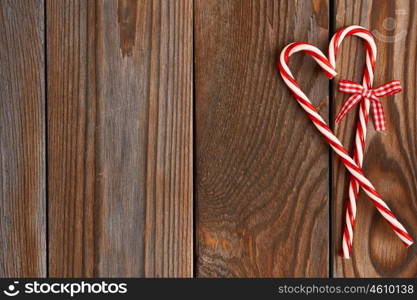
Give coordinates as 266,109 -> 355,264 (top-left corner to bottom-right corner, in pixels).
279,25 -> 413,258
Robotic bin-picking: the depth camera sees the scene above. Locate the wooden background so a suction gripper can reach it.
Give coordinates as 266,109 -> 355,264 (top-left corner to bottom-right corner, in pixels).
0,0 -> 416,278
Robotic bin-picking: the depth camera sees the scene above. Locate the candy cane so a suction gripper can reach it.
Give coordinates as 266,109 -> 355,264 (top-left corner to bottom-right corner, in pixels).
328,26 -> 376,258
278,42 -> 413,249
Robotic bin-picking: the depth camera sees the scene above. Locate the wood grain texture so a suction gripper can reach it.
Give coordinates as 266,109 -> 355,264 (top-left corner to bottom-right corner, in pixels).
195,0 -> 330,277
0,0 -> 46,277
47,0 -> 193,277
333,0 -> 417,277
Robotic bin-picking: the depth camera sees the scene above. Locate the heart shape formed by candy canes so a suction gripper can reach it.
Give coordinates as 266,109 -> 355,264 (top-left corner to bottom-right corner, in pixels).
278,26 -> 413,257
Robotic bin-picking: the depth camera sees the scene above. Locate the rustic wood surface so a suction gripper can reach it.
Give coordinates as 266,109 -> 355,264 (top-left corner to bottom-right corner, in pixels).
47,0 -> 193,277
195,0 -> 330,277
332,0 -> 417,277
0,0 -> 416,278
0,0 -> 46,277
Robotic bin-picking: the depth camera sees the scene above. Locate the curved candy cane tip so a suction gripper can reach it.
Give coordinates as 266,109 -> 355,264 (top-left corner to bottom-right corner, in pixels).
325,72 -> 336,80
328,26 -> 377,69
279,42 -> 337,79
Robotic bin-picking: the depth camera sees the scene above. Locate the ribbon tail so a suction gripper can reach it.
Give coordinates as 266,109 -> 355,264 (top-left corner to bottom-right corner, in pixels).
371,100 -> 387,131
335,95 -> 363,124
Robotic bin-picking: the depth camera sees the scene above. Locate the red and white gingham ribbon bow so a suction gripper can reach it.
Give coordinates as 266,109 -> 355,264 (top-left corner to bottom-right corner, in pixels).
336,79 -> 402,131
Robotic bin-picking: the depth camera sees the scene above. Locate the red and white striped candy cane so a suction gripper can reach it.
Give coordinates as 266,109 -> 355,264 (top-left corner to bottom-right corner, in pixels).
328,26 -> 376,258
278,42 -> 414,250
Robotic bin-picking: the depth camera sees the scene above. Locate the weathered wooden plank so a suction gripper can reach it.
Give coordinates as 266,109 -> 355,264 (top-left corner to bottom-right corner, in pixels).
195,0 -> 330,277
47,0 -> 193,277
0,0 -> 46,277
333,0 -> 417,277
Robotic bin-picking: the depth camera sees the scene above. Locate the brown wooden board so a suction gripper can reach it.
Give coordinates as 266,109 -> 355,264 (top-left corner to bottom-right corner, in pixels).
332,0 -> 417,277
2,0 -> 417,279
194,0 -> 330,277
47,0 -> 193,277
0,0 -> 46,277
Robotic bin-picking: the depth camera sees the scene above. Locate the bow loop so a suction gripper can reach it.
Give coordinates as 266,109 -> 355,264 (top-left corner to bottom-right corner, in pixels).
336,80 -> 402,131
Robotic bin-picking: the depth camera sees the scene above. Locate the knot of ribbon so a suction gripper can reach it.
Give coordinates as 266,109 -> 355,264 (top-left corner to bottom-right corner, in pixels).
336,79 -> 402,131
